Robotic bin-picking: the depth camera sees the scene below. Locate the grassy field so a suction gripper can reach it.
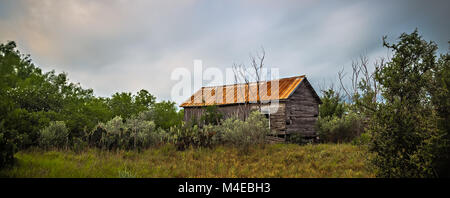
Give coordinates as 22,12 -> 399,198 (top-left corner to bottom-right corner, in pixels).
0,144 -> 375,178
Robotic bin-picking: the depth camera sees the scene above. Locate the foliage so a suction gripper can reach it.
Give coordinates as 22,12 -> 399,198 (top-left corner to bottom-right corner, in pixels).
200,105 -> 223,125
168,123 -> 215,151
367,30 -> 448,177
319,88 -> 346,118
38,121 -> 69,149
316,87 -> 364,144
316,112 -> 364,143
1,41 -> 51,166
100,116 -> 127,150
148,101 -> 183,130
0,41 -> 171,166
108,90 -> 155,119
62,97 -> 112,139
90,115 -> 167,151
213,111 -> 271,152
167,111 -> 270,151
2,108 -> 54,149
428,52 -> 450,177
126,114 -> 167,149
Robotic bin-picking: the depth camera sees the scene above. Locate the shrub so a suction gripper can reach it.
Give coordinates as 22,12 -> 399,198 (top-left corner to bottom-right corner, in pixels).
168,123 -> 215,150
99,116 -> 126,150
38,121 -> 69,149
319,88 -> 346,118
127,116 -> 165,149
316,112 -> 364,143
149,101 -> 183,130
200,105 -> 223,125
91,115 -> 169,151
214,111 -> 271,151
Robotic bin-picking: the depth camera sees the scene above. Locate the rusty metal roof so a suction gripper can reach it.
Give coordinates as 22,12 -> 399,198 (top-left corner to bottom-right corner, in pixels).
180,75 -> 305,107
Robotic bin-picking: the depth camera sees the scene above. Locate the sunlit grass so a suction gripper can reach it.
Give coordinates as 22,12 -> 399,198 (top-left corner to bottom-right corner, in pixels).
0,144 -> 375,178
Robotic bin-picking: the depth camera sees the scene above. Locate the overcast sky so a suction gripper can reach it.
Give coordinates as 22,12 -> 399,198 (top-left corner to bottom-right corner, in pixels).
1,0 -> 449,104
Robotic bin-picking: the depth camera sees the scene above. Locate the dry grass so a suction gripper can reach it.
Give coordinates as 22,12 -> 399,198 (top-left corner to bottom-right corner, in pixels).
0,144 -> 375,178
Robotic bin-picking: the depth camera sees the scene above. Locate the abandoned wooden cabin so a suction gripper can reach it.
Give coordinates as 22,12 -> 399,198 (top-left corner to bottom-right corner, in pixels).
180,75 -> 322,141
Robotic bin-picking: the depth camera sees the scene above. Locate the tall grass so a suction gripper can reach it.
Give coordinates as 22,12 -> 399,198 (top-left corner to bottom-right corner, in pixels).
0,144 -> 375,178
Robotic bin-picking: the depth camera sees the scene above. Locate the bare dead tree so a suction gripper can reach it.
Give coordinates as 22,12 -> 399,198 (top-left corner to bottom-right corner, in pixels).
314,77 -> 343,98
232,47 -> 266,119
232,63 -> 250,119
338,54 -> 387,112
372,57 -> 386,103
338,57 -> 362,102
249,48 -> 265,110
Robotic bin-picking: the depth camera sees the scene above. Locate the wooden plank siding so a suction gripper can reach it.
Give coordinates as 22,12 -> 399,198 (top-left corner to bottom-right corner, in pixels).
285,79 -> 320,137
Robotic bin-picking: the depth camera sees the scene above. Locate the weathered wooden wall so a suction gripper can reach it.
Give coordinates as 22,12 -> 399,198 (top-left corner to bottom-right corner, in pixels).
284,79 -> 320,137
264,103 -> 287,136
184,104 -> 252,122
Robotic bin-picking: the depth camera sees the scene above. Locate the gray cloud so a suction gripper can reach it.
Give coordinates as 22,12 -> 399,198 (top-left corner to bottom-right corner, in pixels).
0,0 -> 449,104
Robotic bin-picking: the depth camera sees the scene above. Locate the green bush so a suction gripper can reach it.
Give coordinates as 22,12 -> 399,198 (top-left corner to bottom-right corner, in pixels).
316,112 -> 364,143
319,88 -> 346,118
169,123 -> 215,150
38,121 -> 69,149
148,101 -> 183,130
168,111 -> 271,151
92,115 -> 169,151
200,105 -> 223,125
127,115 -> 166,149
99,116 -> 126,150
213,111 -> 271,150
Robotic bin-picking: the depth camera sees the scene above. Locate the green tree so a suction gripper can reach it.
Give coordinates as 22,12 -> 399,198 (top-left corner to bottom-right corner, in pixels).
319,88 -> 346,118
108,92 -> 136,119
0,41 -> 52,166
368,30 -> 448,177
427,51 -> 450,177
108,90 -> 156,119
0,41 -> 116,166
135,89 -> 156,110
150,101 -> 183,130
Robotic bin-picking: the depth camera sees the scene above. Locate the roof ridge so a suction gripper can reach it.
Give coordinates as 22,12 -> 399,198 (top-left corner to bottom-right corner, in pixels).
199,75 -> 305,89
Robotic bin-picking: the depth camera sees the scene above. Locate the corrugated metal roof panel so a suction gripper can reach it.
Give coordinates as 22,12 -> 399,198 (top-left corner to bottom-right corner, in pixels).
180,75 -> 305,107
